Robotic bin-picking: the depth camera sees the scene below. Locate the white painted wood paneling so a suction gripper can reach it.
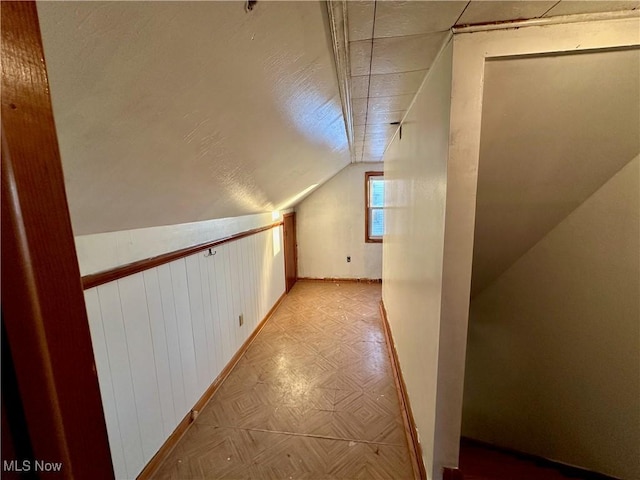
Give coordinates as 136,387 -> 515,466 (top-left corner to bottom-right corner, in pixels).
170,259 -> 199,408
142,269 -> 177,438
96,281 -> 145,478
118,274 -> 165,460
84,289 -> 128,480
228,241 -> 243,350
84,227 -> 285,478
185,255 -> 209,397
221,246 -> 233,355
157,264 -> 187,419
199,254 -> 218,381
214,244 -> 232,366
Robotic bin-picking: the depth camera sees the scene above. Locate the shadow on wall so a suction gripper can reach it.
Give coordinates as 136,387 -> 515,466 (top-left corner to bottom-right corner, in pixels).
462,156 -> 640,480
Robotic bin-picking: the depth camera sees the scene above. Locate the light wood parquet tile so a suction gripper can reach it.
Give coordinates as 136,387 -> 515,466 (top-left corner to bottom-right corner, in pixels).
152,281 -> 413,479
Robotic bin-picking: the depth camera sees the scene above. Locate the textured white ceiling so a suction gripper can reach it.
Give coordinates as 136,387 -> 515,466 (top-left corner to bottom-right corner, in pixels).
36,1 -> 640,235
347,1 -> 466,162
346,0 -> 640,163
457,1 -> 556,25
37,1 -> 349,235
471,48 -> 640,296
544,0 -> 640,16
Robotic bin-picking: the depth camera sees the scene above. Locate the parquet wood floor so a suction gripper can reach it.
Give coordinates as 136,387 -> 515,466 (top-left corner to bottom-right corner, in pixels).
152,281 -> 414,479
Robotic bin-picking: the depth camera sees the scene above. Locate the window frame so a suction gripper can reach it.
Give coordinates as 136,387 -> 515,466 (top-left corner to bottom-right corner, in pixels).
365,171 -> 385,243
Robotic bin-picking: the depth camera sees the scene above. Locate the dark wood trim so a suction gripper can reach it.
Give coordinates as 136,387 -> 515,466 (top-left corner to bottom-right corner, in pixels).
443,467 -> 464,480
460,437 -> 620,480
1,2 -> 114,477
365,170 -> 384,243
283,212 -> 297,293
379,301 -> 427,480
1,320 -> 34,480
137,291 -> 287,479
298,277 -> 382,283
82,221 -> 283,290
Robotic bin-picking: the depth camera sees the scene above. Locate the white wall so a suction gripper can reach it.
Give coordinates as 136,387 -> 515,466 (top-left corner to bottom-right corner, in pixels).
435,19 -> 640,480
75,211 -> 290,276
462,156 -> 640,480
296,163 -> 382,280
382,39 -> 452,479
84,227 -> 285,479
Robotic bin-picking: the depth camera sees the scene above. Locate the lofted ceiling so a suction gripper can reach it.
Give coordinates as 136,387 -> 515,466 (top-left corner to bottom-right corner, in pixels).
471,47 -> 640,296
342,0 -> 640,162
37,1 -> 349,235
36,1 -> 639,235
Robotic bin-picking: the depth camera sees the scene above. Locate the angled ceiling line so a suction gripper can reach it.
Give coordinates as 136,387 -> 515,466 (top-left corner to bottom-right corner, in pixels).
452,8 -> 640,33
542,0 -> 563,18
454,2 -> 473,26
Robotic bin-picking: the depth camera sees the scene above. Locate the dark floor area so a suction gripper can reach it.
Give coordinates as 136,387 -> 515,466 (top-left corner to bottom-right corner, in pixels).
459,439 -> 616,480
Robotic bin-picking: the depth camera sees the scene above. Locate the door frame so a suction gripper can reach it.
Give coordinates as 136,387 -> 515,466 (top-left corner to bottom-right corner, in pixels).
283,212 -> 298,292
434,15 -> 640,476
1,2 -> 114,477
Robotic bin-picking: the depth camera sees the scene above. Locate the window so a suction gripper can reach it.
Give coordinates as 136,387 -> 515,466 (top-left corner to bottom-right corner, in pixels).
365,171 -> 385,243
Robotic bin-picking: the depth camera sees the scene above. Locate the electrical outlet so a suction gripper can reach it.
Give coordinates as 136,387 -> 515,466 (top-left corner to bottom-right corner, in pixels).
347,256 -> 351,263
239,314 -> 244,327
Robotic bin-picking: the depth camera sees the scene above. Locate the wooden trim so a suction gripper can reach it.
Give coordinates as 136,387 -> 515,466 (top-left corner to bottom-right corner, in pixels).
379,301 -> 427,480
298,277 -> 382,283
283,212 -> 297,292
459,437 -> 619,480
365,171 -> 384,243
82,221 -> 283,290
326,1 -> 356,162
137,291 -> 287,479
1,2 -> 114,477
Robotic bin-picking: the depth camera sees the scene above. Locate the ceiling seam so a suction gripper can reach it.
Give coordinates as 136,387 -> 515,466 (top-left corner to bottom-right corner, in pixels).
541,1 -> 563,18
361,0 -> 377,163
453,10 -> 640,33
371,67 -> 438,76
453,1 -> 472,26
352,67 -> 429,78
367,30 -> 457,42
363,93 -> 415,100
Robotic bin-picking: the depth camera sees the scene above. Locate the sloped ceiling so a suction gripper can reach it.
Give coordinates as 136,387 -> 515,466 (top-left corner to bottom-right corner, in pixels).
37,1 -> 349,235
471,47 -> 640,296
38,1 -> 639,236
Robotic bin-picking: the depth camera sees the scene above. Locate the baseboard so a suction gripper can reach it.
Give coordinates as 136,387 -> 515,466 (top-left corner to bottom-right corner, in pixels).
460,437 -> 622,480
379,300 -> 427,480
298,277 -> 382,283
137,291 -> 287,479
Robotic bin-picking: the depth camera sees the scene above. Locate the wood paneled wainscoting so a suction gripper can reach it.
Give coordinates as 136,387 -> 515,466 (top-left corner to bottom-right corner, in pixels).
81,224 -> 286,479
